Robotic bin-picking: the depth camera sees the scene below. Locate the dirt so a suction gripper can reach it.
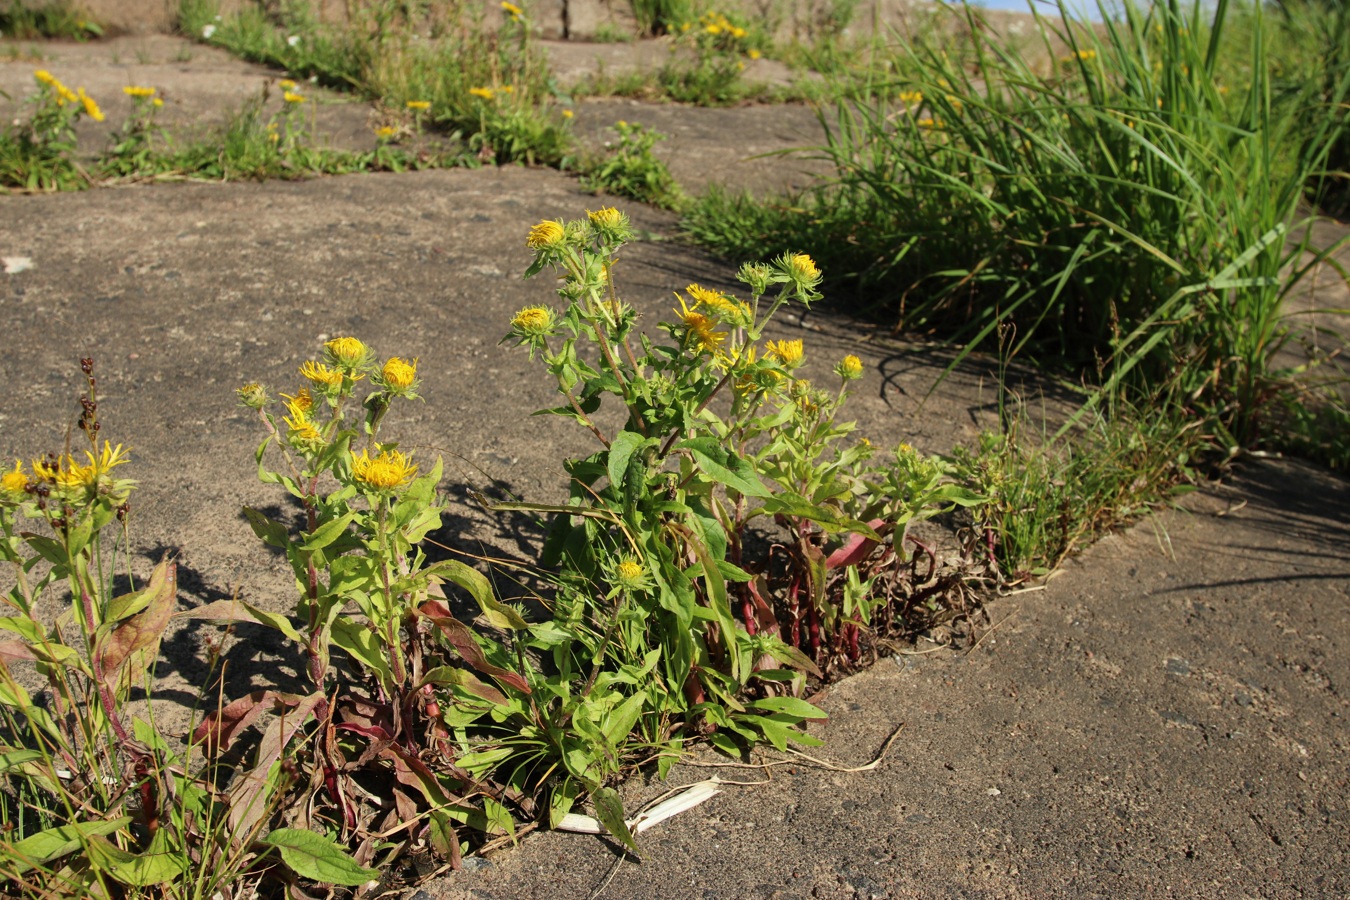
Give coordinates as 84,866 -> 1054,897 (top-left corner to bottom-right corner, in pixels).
1,15 -> 1348,900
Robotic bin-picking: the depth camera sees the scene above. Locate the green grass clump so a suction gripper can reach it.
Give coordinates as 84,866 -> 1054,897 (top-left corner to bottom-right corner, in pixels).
0,0 -> 101,40
179,0 -> 572,166
580,120 -> 685,209
686,0 -> 1346,451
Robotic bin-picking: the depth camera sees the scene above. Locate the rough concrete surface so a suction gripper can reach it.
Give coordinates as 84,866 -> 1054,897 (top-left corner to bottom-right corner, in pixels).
1,15 -> 1348,900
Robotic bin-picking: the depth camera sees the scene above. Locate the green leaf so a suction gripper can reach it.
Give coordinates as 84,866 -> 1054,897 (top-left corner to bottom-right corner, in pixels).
600,690 -> 647,748
591,787 -> 638,854
262,828 -> 379,887
746,696 -> 827,720
676,437 -> 770,497
548,777 -> 579,829
330,617 -> 396,689
242,507 -> 289,550
607,430 -> 656,495
5,817 -> 133,876
428,560 -> 527,630
85,832 -> 185,886
301,512 -> 357,552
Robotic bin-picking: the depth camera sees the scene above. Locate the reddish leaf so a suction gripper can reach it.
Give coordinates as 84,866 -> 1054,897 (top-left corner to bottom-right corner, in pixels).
192,690 -> 310,756
0,640 -> 37,664
824,520 -> 888,570
226,690 -> 325,840
417,601 -> 529,694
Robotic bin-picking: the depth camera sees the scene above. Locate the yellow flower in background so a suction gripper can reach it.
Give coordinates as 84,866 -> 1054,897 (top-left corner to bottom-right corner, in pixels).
766,339 -> 805,368
123,85 -> 156,98
1077,49 -> 1097,61
748,48 -> 761,60
382,356 -> 418,391
33,69 -> 56,86
899,90 -> 923,106
283,91 -> 306,104
375,125 -> 397,139
55,83 -> 78,105
917,117 -> 943,129
469,87 -> 494,100
836,355 -> 863,381
77,87 -> 104,121
153,97 -> 164,107
502,1 -> 523,18
406,99 -> 431,110
279,79 -> 297,90
1,461 -> 28,496
526,219 -> 565,249
299,360 -> 346,388
351,448 -> 417,491
500,85 -> 514,93
562,108 -> 574,119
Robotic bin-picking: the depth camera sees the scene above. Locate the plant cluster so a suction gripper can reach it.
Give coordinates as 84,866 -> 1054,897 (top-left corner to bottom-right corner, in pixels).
0,0 -> 102,41
0,207 -> 986,896
658,9 -> 763,105
579,119 -> 684,209
179,0 -> 573,166
685,0 -> 1349,455
0,69 -> 104,190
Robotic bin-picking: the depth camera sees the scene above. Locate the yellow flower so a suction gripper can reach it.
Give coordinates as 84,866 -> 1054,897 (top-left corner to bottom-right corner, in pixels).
56,83 -> 78,106
766,339 -> 804,368
351,448 -> 417,492
1077,49 -> 1097,61
34,69 -> 56,86
123,85 -> 156,98
674,296 -> 726,353
284,91 -> 306,104
375,125 -> 397,139
1,461 -> 28,496
688,284 -> 751,328
748,48 -> 761,60
299,360 -> 346,388
899,90 -> 923,106
730,26 -> 747,39
324,336 -> 371,370
279,79 -> 297,90
587,207 -> 623,228
469,87 -> 494,100
501,85 -> 514,93
33,443 -> 129,492
406,99 -> 431,110
382,357 -> 418,391
286,414 -> 323,447
917,117 -> 943,129
526,219 -> 565,249
511,305 -> 555,337
835,354 -> 863,381
562,108 -> 574,119
236,382 -> 269,409
501,1 -> 523,17
788,253 -> 820,283
153,98 -> 164,107
281,387 -> 314,418
613,556 -> 647,590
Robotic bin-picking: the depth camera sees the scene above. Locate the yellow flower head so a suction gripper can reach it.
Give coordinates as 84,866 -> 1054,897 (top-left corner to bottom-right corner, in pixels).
511,305 -> 555,337
153,97 -> 164,107
236,382 -> 269,409
788,253 -> 820,284
748,48 -> 761,60
674,296 -> 727,353
899,90 -> 923,106
835,354 -> 863,381
281,387 -> 314,419
382,356 -> 418,391
587,206 -> 624,228
406,99 -> 431,110
1077,49 -> 1097,61
286,414 -> 323,448
375,125 -> 397,139
1,461 -> 28,497
33,443 -> 129,493
279,79 -> 297,90
351,448 -> 417,492
687,284 -> 751,328
123,85 -> 156,98
612,556 -> 648,591
917,117 -> 944,129
324,336 -> 371,370
502,1 -> 523,17
283,91 -> 306,104
56,83 -> 78,106
766,339 -> 804,368
469,87 -> 494,100
526,219 -> 565,250
300,360 -> 346,389
562,108 -> 574,119
34,69 -> 56,86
